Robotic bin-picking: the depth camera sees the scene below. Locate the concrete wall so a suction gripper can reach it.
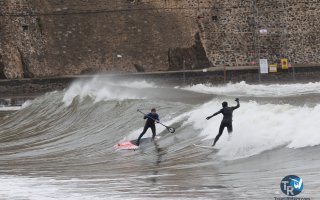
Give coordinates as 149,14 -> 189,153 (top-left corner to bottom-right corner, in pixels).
1,65 -> 320,97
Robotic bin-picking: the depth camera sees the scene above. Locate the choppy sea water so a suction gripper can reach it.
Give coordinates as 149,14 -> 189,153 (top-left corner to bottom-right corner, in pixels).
0,77 -> 319,200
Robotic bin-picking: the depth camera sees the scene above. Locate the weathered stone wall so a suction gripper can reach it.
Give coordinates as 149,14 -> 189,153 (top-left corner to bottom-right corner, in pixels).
0,0 -> 201,78
0,0 -> 319,79
196,0 -> 254,66
197,0 -> 320,66
287,0 -> 320,64
0,0 -> 46,78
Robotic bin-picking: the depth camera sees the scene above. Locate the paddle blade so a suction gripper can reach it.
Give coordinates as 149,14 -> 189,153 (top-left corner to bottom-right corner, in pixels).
168,127 -> 175,133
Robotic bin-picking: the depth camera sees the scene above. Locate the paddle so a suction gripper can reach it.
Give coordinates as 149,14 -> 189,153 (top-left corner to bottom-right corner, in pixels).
137,109 -> 175,133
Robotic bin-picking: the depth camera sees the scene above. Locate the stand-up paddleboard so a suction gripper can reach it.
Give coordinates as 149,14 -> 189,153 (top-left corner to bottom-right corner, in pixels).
115,137 -> 154,150
116,141 -> 139,150
193,144 -> 219,151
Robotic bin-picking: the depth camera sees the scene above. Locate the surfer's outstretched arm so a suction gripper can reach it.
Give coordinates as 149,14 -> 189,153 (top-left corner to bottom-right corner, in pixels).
206,110 -> 222,120
232,98 -> 240,110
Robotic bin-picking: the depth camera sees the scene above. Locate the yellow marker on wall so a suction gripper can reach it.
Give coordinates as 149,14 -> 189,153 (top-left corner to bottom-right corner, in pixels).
269,64 -> 278,72
281,59 -> 288,69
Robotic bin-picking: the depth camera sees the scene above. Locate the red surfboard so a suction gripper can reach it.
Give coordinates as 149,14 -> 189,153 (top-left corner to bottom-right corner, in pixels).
115,137 -> 154,150
115,141 -> 139,150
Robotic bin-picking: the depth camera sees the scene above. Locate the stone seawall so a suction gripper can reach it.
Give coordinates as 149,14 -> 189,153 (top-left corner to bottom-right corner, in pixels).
0,0 -> 319,79
1,65 -> 320,97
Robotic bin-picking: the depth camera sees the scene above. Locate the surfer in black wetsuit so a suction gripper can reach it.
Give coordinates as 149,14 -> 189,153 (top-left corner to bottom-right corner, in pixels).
136,108 -> 160,146
206,98 -> 240,146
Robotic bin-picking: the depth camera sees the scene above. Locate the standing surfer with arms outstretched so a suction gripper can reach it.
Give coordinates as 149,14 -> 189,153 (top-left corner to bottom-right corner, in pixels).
136,108 -> 160,146
206,98 -> 240,146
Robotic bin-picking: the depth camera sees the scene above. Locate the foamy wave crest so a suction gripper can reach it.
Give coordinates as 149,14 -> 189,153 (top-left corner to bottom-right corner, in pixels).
0,106 -> 21,111
185,100 -> 320,160
182,81 -> 320,97
63,77 -> 156,105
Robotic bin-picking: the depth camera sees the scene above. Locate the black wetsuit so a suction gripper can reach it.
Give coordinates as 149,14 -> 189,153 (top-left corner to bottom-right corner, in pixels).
211,101 -> 240,145
136,113 -> 160,146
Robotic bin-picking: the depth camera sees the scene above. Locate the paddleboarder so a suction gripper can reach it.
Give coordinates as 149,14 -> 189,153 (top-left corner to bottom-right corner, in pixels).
136,108 -> 160,146
206,98 -> 240,146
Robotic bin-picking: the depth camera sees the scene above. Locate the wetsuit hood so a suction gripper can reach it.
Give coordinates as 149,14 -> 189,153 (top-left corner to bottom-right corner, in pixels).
222,102 -> 228,108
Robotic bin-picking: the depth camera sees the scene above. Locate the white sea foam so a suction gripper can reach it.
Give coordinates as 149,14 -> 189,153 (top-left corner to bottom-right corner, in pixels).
182,81 -> 320,97
0,106 -> 21,111
185,100 -> 320,160
21,100 -> 32,109
63,77 -> 156,106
